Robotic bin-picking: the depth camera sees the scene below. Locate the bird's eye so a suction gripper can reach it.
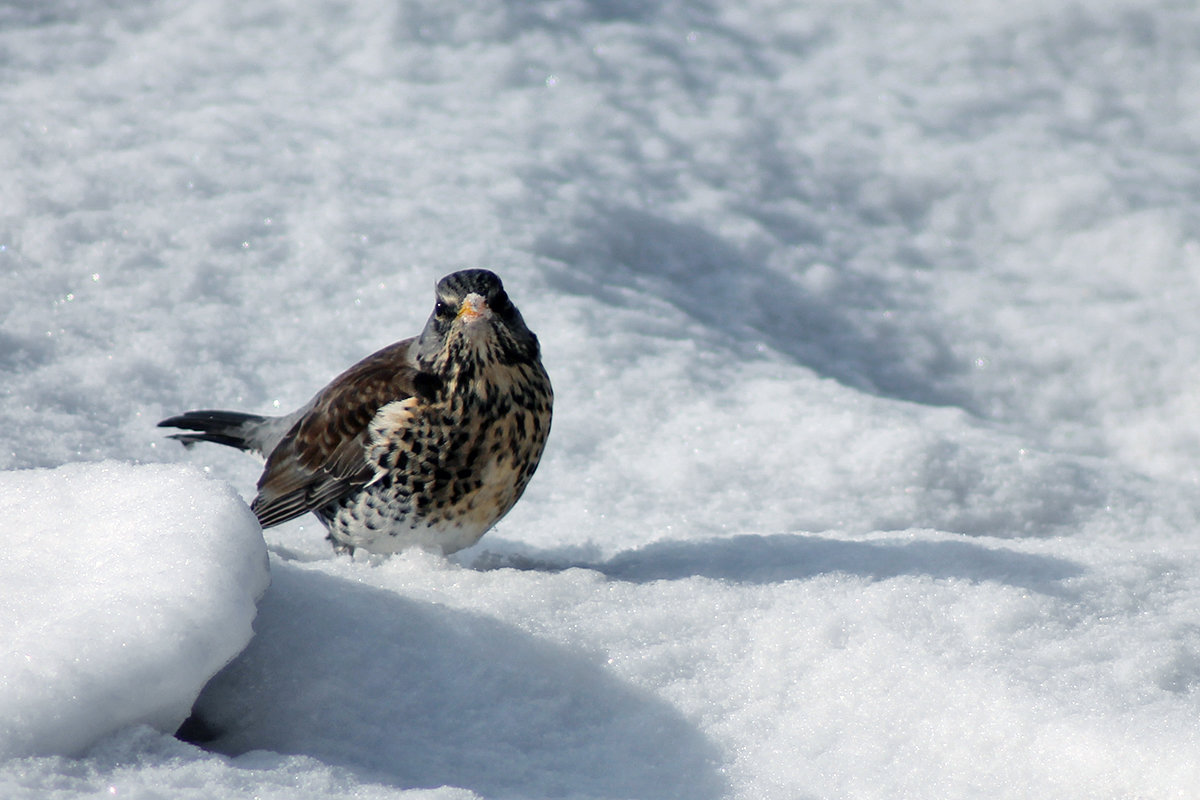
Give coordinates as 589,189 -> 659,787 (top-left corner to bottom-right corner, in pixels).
435,299 -> 453,318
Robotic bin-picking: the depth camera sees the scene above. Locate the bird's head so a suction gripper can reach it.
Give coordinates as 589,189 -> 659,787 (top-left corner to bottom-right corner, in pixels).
415,269 -> 540,377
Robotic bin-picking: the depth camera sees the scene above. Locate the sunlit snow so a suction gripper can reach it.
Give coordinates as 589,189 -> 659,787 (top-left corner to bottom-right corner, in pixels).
3,0 -> 1200,798
0,463 -> 268,760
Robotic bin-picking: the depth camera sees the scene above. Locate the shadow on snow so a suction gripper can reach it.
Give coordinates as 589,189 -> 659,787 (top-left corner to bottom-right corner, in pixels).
479,532 -> 1084,597
181,560 -> 726,800
535,202 -> 981,416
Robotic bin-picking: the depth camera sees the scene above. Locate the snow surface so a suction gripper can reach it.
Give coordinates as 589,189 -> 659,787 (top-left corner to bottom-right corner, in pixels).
0,463 -> 268,760
3,0 -> 1200,797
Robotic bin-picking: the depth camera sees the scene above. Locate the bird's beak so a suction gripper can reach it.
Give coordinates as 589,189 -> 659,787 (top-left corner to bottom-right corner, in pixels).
457,293 -> 487,323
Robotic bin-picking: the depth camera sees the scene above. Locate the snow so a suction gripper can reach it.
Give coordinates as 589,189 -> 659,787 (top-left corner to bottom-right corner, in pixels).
3,0 -> 1200,798
0,462 -> 268,760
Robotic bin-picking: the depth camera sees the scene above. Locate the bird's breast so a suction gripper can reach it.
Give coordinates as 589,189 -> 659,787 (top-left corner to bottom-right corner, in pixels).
351,361 -> 551,553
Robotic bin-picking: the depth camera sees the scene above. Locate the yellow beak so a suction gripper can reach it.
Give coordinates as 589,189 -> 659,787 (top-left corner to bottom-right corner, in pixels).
457,293 -> 487,322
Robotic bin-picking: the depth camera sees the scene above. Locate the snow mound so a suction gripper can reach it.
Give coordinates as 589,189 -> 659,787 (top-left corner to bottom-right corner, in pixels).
0,462 -> 269,758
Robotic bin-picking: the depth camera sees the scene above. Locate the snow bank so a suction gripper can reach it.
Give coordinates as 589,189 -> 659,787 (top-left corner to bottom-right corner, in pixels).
0,462 -> 269,758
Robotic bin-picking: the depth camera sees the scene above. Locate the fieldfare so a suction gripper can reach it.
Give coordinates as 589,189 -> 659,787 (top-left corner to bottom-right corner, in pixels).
159,269 -> 552,555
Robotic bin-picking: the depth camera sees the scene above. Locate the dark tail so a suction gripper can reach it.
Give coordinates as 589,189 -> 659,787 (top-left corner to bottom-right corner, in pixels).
158,410 -> 268,452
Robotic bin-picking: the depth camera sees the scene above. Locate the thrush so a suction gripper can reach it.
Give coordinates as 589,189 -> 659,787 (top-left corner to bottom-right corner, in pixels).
159,269 -> 552,556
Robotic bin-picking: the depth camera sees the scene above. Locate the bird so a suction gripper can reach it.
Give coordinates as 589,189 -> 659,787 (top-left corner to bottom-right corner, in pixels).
158,269 -> 552,556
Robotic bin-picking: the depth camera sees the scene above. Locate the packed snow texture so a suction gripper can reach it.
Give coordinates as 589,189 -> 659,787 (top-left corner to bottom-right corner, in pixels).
0,463 -> 268,760
3,0 -> 1200,798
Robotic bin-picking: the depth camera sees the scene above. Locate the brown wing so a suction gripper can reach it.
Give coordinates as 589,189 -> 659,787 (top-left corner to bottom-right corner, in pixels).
251,338 -> 423,528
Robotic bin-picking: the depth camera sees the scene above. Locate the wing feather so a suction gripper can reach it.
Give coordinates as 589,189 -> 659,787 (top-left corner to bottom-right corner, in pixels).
251,338 -> 423,528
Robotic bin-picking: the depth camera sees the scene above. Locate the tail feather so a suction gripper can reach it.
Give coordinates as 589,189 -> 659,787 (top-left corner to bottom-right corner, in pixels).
158,410 -> 269,453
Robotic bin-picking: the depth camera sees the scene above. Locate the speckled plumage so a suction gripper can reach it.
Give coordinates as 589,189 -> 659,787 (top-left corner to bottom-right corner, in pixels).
159,270 -> 552,555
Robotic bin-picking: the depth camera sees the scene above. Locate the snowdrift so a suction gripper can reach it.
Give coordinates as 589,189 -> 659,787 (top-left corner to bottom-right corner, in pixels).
0,463 -> 269,758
